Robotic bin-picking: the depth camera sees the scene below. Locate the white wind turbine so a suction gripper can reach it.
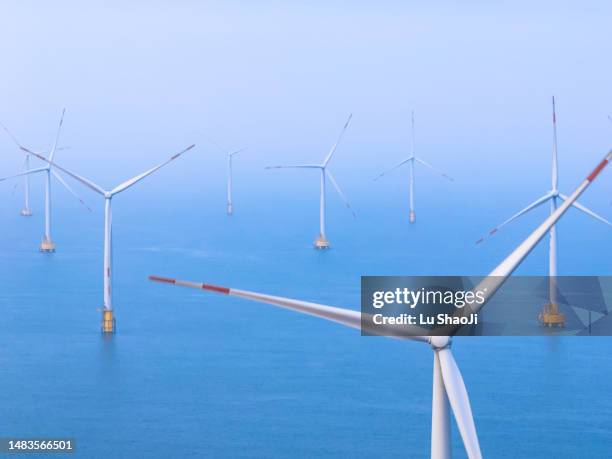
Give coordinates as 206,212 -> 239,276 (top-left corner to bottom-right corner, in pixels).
10,154 -> 35,217
19,155 -> 34,216
375,111 -> 453,223
267,114 -> 356,249
27,143 -> 195,333
204,137 -> 246,215
6,146 -> 72,217
150,149 -> 612,459
0,110 -> 90,250
476,97 -> 612,326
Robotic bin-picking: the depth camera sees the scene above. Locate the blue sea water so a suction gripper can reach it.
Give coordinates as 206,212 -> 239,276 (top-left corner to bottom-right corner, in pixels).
1,178 -> 612,459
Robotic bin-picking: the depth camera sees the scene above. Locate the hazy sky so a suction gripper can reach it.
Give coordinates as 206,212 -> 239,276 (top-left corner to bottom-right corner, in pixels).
0,1 -> 611,204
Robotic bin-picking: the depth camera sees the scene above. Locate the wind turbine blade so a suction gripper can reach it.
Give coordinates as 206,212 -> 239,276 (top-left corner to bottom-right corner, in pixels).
149,275 -> 430,341
48,108 -> 66,162
414,157 -> 453,181
52,169 -> 92,212
150,275 -> 365,329
110,144 -> 195,195
323,113 -> 353,167
475,192 -> 553,244
438,348 -> 482,459
326,170 -> 356,218
551,96 -> 559,190
200,133 -> 229,154
0,168 -> 47,182
472,150 -> 612,312
25,150 -> 106,195
229,147 -> 247,157
373,158 -> 411,181
0,121 -> 26,149
265,164 -> 321,169
558,193 -> 612,227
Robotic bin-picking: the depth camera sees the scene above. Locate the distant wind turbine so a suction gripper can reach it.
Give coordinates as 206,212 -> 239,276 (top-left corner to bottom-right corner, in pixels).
150,150 -> 612,459
0,110 -> 90,251
27,143 -> 195,333
476,97 -> 612,326
16,155 -> 34,216
204,137 -> 246,215
9,147 -> 72,217
375,110 -> 453,223
266,114 -> 356,249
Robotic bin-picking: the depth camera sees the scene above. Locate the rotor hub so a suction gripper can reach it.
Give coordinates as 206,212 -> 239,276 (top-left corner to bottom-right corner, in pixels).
429,336 -> 451,350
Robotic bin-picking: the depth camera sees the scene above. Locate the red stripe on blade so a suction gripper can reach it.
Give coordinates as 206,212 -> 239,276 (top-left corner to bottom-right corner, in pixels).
202,284 -> 230,294
149,275 -> 176,284
587,159 -> 609,182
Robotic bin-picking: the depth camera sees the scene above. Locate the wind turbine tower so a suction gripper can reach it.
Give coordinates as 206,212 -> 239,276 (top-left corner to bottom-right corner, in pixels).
202,137 -> 246,215
19,155 -> 33,216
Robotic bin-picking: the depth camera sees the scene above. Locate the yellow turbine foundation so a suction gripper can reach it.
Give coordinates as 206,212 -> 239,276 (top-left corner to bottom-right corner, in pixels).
314,234 -> 330,250
39,238 -> 56,252
539,303 -> 565,327
101,310 -> 116,333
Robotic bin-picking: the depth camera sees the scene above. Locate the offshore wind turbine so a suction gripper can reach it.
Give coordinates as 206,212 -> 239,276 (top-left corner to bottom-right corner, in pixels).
21,155 -> 33,216
204,137 -> 246,215
27,143 -> 195,333
226,148 -> 246,215
266,114 -> 356,249
476,97 -> 612,326
6,148 -> 72,217
15,155 -> 33,216
374,111 -> 453,223
150,150 -> 612,459
0,110 -> 89,250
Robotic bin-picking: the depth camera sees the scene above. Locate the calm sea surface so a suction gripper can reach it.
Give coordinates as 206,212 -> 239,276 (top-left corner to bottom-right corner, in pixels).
1,186 -> 611,458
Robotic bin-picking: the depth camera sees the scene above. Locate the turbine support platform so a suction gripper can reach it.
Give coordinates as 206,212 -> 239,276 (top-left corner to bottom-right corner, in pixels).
20,208 -> 33,217
39,237 -> 56,252
101,309 -> 116,333
409,210 -> 416,224
314,234 -> 330,250
539,303 -> 565,327
227,204 -> 233,215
